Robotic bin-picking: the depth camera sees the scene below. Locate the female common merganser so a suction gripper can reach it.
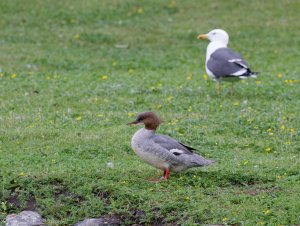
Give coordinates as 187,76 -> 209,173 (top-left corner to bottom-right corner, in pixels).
127,112 -> 214,180
197,29 -> 258,94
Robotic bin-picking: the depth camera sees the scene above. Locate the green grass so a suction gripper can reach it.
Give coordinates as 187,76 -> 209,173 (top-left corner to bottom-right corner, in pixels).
0,0 -> 299,225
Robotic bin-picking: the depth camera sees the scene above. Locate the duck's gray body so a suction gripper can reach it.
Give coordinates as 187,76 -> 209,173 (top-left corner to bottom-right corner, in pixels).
131,128 -> 214,172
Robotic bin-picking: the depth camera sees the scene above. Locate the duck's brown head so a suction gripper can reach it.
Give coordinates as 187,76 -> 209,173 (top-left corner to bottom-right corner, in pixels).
127,112 -> 162,130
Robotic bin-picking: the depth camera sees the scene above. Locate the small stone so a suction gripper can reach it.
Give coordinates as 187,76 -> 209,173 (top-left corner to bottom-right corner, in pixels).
6,211 -> 45,226
74,218 -> 102,226
75,215 -> 120,226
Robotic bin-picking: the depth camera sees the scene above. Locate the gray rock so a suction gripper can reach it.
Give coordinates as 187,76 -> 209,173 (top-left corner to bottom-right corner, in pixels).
74,219 -> 103,226
6,211 -> 45,226
74,215 -> 120,226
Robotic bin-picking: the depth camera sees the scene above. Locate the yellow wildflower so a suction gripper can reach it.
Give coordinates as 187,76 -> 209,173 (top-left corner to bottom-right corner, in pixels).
168,119 -> 178,125
97,114 -> 104,117
73,34 -> 80,40
257,221 -> 265,225
266,128 -> 273,136
76,116 -> 82,121
169,0 -> 176,8
127,112 -> 135,117
285,79 -> 297,84
128,68 -> 135,74
265,147 -> 272,152
280,125 -> 285,130
263,209 -> 271,215
100,75 -> 108,80
11,73 -> 17,79
18,172 -> 26,177
29,123 -> 36,128
255,80 -> 261,85
186,75 -> 192,80
290,128 -> 295,134
222,217 -> 228,222
277,73 -> 283,79
188,106 -> 192,112
137,7 -> 144,14
243,160 -> 249,165
202,74 -> 208,80
166,95 -> 173,102
0,73 -> 4,77
233,101 -> 239,106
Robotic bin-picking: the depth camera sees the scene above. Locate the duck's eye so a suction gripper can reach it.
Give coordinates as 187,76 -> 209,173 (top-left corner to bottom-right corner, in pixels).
137,116 -> 144,122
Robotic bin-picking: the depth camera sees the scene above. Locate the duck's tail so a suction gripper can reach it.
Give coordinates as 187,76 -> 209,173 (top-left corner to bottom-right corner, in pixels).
192,154 -> 215,166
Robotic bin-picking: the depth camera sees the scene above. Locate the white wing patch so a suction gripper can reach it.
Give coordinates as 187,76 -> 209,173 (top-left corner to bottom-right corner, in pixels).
170,149 -> 184,155
235,62 -> 248,69
228,59 -> 248,69
228,58 -> 243,63
240,74 -> 257,79
231,68 -> 247,76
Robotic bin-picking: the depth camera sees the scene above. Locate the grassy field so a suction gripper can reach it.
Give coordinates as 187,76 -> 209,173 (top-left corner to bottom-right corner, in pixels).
1,0 -> 300,225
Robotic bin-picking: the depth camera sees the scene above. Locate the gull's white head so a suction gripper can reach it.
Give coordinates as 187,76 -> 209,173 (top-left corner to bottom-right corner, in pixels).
197,29 -> 229,46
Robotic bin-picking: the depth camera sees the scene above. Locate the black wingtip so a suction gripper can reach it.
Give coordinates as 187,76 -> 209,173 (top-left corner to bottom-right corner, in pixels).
179,142 -> 196,153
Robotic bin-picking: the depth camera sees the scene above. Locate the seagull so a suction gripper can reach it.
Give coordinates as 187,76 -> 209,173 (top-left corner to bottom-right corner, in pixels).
127,112 -> 214,181
197,29 -> 258,94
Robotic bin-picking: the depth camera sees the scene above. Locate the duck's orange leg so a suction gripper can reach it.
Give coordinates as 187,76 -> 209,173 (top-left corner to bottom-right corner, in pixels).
148,169 -> 171,182
164,168 -> 171,180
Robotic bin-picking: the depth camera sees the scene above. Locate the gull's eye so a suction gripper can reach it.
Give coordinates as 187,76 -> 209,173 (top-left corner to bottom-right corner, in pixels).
212,32 -> 216,35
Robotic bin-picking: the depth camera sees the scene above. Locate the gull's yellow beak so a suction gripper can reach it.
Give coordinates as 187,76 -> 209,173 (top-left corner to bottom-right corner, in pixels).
197,34 -> 208,40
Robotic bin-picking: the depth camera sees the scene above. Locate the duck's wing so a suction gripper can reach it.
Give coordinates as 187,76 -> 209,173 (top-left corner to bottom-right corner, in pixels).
207,47 -> 251,78
152,134 -> 195,156
149,134 -> 213,167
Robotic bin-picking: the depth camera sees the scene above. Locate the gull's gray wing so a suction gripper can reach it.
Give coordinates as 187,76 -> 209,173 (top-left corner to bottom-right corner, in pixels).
207,47 -> 249,78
